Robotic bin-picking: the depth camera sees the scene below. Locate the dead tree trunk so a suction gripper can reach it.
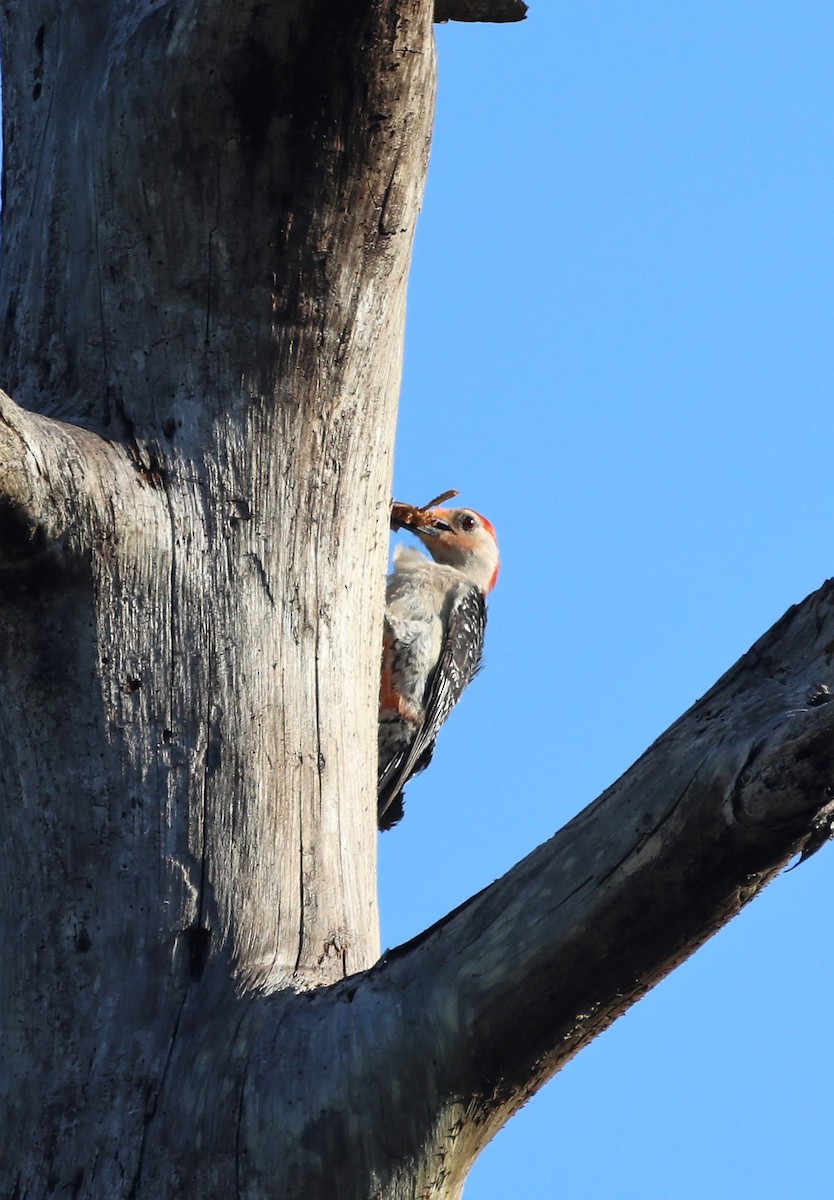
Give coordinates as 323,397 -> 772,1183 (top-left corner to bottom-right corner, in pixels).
1,3 -> 832,1198
0,0 -> 431,1191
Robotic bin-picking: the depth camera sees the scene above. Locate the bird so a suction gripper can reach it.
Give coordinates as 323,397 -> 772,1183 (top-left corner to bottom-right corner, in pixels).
378,505 -> 499,830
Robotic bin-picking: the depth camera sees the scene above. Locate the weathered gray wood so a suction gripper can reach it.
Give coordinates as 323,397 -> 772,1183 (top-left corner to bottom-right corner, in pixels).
0,0 -> 436,1193
1,0 -> 436,984
17,578 -> 822,1200
190,583 -> 834,1200
1,0 -> 831,1197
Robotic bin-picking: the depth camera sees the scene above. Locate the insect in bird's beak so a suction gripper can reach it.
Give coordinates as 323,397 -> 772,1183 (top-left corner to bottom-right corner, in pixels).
390,490 -> 459,536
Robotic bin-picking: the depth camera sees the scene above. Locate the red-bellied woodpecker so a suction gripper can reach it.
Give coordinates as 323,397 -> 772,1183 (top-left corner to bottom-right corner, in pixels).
378,506 -> 500,830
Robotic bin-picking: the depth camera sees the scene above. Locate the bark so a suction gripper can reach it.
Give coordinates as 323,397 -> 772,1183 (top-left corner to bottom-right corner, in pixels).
0,1 -> 831,1198
1,0 -> 434,1192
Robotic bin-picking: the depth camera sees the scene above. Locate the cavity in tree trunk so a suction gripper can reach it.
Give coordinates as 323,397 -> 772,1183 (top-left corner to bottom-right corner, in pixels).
1,2 -> 833,1197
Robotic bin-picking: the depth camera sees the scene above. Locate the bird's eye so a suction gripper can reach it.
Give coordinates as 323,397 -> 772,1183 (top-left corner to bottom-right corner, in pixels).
458,513 -> 477,532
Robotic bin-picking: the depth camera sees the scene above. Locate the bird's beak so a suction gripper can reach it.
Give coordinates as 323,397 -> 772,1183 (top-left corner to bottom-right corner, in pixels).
412,518 -> 452,538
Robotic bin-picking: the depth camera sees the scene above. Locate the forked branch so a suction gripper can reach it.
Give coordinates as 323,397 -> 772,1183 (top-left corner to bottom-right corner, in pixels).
233,582 -> 834,1197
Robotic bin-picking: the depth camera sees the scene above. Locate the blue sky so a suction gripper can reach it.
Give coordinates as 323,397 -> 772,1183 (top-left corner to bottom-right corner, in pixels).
379,4 -> 834,1196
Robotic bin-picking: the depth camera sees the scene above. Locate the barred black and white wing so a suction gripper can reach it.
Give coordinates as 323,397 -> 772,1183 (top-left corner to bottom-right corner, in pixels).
377,582 -> 486,830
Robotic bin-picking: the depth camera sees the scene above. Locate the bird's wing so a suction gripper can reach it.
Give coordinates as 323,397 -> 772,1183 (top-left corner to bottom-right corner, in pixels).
378,583 -> 486,829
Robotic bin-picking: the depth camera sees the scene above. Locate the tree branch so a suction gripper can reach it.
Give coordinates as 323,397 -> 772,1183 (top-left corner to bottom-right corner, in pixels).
0,390 -> 81,553
375,579 -> 834,1153
434,0 -> 528,23
0,388 -> 154,563
235,575 -> 834,1193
